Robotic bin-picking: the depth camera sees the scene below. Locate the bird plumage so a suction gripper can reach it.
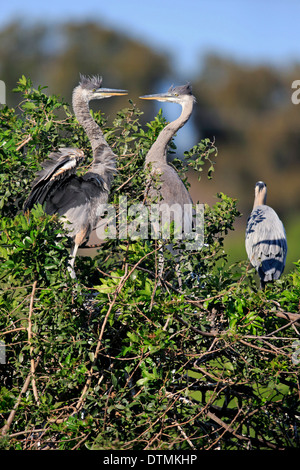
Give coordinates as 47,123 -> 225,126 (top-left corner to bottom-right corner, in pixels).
245,181 -> 287,288
24,75 -> 127,278
140,84 -> 195,237
79,74 -> 102,90
23,148 -> 85,212
140,84 -> 196,287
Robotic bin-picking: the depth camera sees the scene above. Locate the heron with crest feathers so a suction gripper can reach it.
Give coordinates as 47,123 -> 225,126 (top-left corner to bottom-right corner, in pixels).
140,83 -> 195,237
24,75 -> 127,278
140,84 -> 196,284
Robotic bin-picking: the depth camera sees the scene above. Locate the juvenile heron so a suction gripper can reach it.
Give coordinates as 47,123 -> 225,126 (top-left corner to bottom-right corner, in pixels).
140,83 -> 195,239
140,84 -> 196,284
245,181 -> 287,289
24,75 -> 127,278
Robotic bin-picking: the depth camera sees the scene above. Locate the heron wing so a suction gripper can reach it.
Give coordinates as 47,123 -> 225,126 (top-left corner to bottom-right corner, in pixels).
43,174 -> 108,240
245,205 -> 287,280
24,147 -> 85,211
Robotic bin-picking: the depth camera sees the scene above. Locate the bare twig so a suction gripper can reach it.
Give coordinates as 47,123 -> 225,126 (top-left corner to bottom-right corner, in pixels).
27,280 -> 40,405
1,354 -> 41,436
16,135 -> 32,151
75,245 -> 162,412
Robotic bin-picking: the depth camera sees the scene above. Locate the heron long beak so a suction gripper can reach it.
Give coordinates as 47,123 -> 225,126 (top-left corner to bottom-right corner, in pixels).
98,88 -> 128,97
139,92 -> 172,102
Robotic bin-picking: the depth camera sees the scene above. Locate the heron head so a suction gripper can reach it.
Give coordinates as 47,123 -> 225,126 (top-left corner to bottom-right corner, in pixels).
79,74 -> 127,101
140,83 -> 195,105
254,181 -> 267,205
255,181 -> 267,192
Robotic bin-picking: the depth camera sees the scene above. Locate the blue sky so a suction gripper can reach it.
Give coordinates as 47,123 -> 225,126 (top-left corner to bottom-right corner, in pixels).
1,0 -> 300,78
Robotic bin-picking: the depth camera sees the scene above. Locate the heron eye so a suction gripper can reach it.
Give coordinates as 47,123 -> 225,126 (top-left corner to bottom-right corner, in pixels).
92,88 -> 96,92
174,93 -> 178,97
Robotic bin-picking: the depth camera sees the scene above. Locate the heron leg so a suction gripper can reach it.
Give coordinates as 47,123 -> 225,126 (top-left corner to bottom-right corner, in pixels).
260,279 -> 266,290
158,242 -> 183,289
158,245 -> 164,281
68,242 -> 79,279
68,228 -> 88,279
174,262 -> 182,288
166,242 -> 182,289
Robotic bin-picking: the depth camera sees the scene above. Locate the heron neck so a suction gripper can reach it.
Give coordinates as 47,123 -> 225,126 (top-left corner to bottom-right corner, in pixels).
145,98 -> 194,166
72,86 -> 116,186
253,191 -> 267,208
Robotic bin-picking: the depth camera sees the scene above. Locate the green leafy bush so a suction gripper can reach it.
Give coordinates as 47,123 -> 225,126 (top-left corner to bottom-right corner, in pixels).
0,78 -> 299,450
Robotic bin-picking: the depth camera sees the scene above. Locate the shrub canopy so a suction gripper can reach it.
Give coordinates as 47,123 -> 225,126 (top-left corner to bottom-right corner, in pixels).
0,78 -> 299,450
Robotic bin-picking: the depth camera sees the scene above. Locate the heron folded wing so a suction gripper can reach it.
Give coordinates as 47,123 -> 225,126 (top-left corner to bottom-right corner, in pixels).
24,148 -> 84,211
245,205 -> 287,282
82,172 -> 108,191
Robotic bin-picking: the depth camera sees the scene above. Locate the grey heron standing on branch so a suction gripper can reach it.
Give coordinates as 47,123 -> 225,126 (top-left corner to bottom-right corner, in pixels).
140,84 -> 196,284
245,181 -> 287,289
24,75 -> 127,278
140,83 -> 195,238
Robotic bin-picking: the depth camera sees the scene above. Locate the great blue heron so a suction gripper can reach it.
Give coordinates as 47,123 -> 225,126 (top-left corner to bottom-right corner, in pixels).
245,181 -> 287,289
24,75 -> 127,278
140,83 -> 195,237
140,84 -> 195,283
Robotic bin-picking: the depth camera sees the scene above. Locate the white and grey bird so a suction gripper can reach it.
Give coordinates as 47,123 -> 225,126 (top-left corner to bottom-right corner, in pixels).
245,181 -> 287,289
24,75 -> 127,278
140,84 -> 195,239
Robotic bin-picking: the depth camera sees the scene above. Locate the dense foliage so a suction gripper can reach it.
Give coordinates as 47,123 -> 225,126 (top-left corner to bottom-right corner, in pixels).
0,78 -> 299,450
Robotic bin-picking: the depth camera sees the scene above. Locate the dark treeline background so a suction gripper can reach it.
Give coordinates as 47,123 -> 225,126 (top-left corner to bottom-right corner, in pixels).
1,20 -> 299,271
